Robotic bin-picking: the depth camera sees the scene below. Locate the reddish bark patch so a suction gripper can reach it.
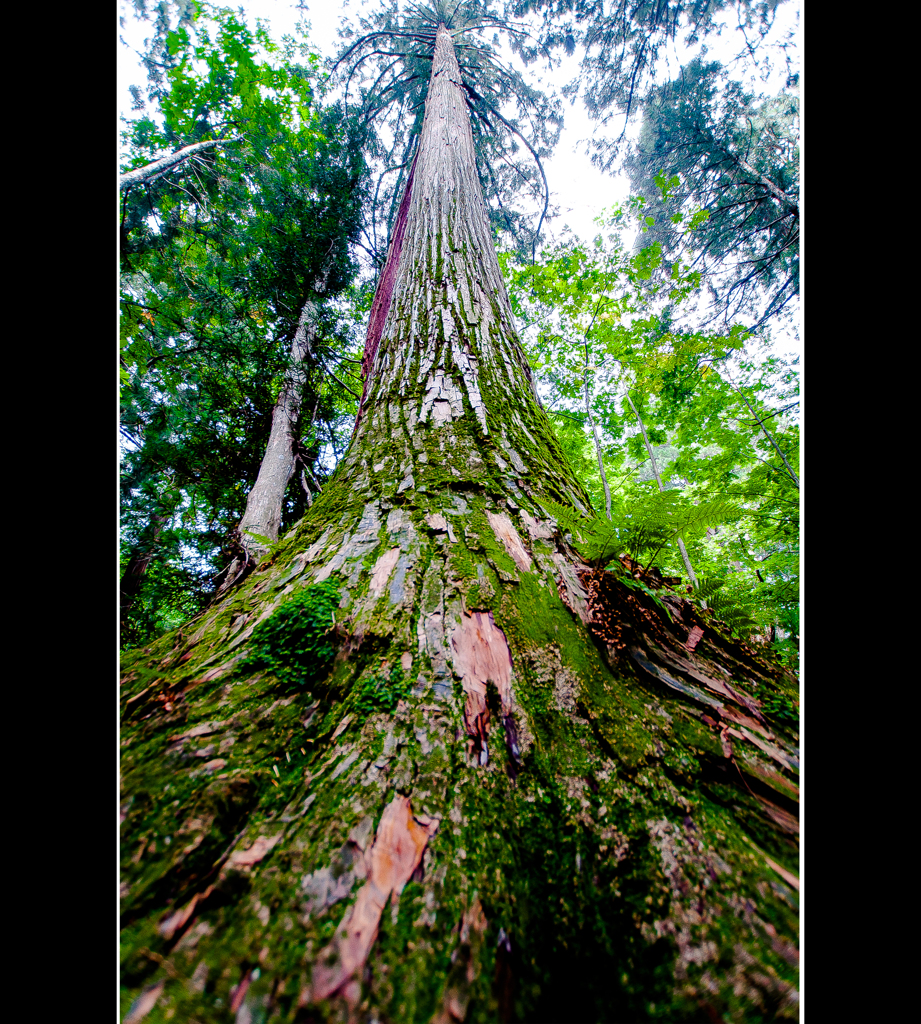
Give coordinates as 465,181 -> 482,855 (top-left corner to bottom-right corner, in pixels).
450,610 -> 518,768
685,625 -> 705,651
369,547 -> 400,596
226,833 -> 282,868
356,149 -> 419,424
485,511 -> 532,572
229,969 -> 252,1013
158,884 -> 216,940
122,980 -> 165,1023
307,795 -> 438,1003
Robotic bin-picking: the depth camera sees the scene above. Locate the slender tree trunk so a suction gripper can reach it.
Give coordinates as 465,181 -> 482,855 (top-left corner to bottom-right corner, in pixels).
120,26 -> 798,1024
120,512 -> 170,636
220,269 -> 333,592
584,341 -> 612,520
730,384 -> 800,489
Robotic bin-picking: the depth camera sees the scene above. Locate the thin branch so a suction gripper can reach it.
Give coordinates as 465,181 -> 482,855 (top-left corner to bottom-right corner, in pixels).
477,100 -> 549,261
726,383 -> 800,488
323,365 -> 361,399
119,138 -> 241,191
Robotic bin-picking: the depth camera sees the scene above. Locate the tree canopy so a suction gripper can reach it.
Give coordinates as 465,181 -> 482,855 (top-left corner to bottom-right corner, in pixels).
327,0 -> 567,264
623,57 -> 798,330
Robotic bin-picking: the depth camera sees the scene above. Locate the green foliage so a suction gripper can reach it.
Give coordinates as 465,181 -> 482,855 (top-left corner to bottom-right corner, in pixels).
625,57 -> 799,331
120,4 -> 370,642
758,689 -> 799,724
511,1 -> 791,186
120,542 -> 209,650
242,529 -> 282,554
350,666 -> 412,717
535,491 -> 742,571
505,207 -> 798,664
691,576 -> 757,639
240,579 -> 341,688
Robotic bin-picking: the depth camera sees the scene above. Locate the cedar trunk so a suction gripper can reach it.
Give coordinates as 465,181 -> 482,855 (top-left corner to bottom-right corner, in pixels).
224,270 -> 332,587
120,26 -> 799,1024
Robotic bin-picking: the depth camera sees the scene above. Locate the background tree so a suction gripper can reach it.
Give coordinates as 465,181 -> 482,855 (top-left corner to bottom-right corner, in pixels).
120,4 -> 369,645
120,9 -> 799,1023
504,0 -> 799,343
624,59 -> 799,330
509,0 -> 796,159
503,205 -> 799,666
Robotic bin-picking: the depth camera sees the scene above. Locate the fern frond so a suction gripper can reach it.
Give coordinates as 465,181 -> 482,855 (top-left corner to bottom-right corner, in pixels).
536,493 -> 743,572
533,497 -> 587,535
692,575 -> 727,604
693,576 -> 757,637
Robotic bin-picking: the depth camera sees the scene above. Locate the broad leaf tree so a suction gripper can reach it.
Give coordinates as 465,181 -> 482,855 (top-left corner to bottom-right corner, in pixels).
503,213 -> 799,665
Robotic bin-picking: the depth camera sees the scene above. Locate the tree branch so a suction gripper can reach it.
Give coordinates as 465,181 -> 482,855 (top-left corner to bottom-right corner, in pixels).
119,138 -> 241,192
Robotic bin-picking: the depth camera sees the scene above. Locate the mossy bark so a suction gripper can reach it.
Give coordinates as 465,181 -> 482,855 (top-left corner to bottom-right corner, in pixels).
120,25 -> 799,1024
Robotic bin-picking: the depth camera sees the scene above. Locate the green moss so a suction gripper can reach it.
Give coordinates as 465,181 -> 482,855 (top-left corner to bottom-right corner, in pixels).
754,684 -> 799,725
351,665 -> 412,716
239,578 -> 341,690
120,373 -> 797,1022
447,546 -> 479,580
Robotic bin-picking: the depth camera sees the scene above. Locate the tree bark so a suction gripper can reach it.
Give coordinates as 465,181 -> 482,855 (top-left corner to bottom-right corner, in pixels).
219,268 -> 334,592
120,25 -> 799,1024
120,512 -> 170,637
119,138 -> 241,192
730,152 -> 798,216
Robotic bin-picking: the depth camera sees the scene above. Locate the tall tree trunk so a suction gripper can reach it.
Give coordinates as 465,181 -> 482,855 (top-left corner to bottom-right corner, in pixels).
219,270 -> 333,592
120,26 -> 799,1024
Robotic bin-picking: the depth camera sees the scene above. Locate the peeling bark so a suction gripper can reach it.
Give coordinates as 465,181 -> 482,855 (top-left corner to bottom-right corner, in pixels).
339,24 -> 590,516
307,794 -> 438,1004
450,610 -> 517,768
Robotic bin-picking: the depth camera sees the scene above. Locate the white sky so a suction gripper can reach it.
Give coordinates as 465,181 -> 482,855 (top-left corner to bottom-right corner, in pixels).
118,1 -> 800,355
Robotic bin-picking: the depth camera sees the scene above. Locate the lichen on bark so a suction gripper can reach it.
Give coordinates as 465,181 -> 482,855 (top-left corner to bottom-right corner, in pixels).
120,23 -> 798,1024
